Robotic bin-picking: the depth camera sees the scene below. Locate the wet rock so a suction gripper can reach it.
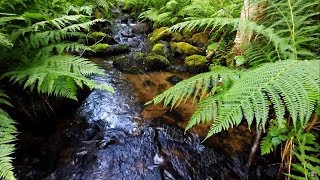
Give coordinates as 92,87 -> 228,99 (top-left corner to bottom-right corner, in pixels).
91,43 -> 110,53
185,55 -> 208,73
151,43 -> 169,57
171,42 -> 202,56
121,31 -> 134,37
88,43 -> 131,57
149,27 -> 171,43
86,32 -> 117,45
172,32 -> 184,42
105,44 -> 130,55
191,32 -> 210,47
131,22 -> 151,34
166,75 -> 183,85
145,53 -> 170,70
45,122 -> 243,180
143,80 -> 156,88
112,52 -> 145,72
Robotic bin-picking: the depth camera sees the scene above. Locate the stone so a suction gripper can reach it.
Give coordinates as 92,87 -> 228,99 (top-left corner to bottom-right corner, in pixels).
191,32 -> 210,47
149,27 -> 171,42
171,42 -> 201,56
184,55 -> 208,73
113,52 -> 145,73
87,32 -> 117,45
91,43 -> 110,52
166,75 -> 183,85
171,32 -> 184,42
151,43 -> 169,57
131,22 -> 151,34
145,53 -> 170,70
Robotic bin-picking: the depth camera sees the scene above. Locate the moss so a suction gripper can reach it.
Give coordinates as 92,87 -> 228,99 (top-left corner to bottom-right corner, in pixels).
88,32 -> 107,39
151,43 -> 169,57
91,43 -> 110,52
171,32 -> 184,42
146,53 -> 170,69
185,55 -> 208,66
191,32 -> 210,46
185,55 -> 208,73
173,42 -> 201,55
149,27 -> 171,42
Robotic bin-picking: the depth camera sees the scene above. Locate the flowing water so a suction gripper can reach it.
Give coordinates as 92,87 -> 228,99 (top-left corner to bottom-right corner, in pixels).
14,11 -> 280,180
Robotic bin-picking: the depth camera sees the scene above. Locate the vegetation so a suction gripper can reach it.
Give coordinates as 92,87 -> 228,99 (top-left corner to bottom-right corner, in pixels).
146,0 -> 320,179
0,0 -> 115,179
0,0 -> 319,179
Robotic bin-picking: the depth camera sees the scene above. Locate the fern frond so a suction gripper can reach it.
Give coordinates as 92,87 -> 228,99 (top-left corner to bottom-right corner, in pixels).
0,33 -> 12,47
2,55 -> 113,100
207,60 -> 319,137
289,131 -> 320,179
37,42 -> 91,56
0,92 -> 16,180
148,66 -> 239,108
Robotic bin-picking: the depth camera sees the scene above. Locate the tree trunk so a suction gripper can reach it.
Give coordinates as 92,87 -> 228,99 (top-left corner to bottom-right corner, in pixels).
233,0 -> 267,55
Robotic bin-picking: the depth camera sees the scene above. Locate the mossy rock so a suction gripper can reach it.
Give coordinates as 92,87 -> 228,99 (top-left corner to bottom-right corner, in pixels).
145,53 -> 170,70
86,32 -> 117,45
185,55 -> 208,73
151,43 -> 169,57
149,27 -> 171,42
88,32 -> 107,39
191,32 -> 210,47
113,52 -> 145,73
171,32 -> 184,42
171,42 -> 201,56
91,43 -> 110,52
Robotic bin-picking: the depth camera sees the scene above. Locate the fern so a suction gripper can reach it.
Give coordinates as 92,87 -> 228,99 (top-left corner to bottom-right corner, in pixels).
0,92 -> 16,180
289,131 -> 320,179
261,119 -> 289,155
150,60 -> 320,138
2,55 -> 114,100
0,33 -> 12,47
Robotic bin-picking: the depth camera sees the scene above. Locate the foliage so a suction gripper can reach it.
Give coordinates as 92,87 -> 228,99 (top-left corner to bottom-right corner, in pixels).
148,0 -> 320,178
261,119 -> 289,155
0,92 -> 16,180
0,0 -> 116,179
137,0 -> 242,26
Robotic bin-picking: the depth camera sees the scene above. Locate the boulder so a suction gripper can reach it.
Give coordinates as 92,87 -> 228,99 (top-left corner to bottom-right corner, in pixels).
113,52 -> 145,73
149,27 -> 171,43
171,32 -> 184,42
191,32 -> 210,47
87,32 -> 117,45
145,53 -> 170,70
91,43 -> 110,52
90,44 -> 130,56
171,42 -> 201,56
151,43 -> 169,57
131,22 -> 151,34
184,55 -> 208,73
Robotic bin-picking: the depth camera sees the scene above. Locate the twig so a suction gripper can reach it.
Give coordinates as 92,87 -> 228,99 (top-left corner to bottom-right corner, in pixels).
245,123 -> 263,174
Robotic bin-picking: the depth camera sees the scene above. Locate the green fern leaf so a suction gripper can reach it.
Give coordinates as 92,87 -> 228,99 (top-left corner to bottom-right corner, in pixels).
207,60 -> 320,138
0,94 -> 16,180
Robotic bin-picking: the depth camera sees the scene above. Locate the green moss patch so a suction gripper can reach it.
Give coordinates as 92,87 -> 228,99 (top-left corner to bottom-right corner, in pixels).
146,53 -> 170,69
149,27 -> 171,42
185,55 -> 208,66
91,43 -> 110,52
173,42 -> 201,55
151,43 -> 169,57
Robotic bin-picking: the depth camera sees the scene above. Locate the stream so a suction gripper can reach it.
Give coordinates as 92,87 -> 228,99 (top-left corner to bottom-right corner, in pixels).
13,11 -> 279,180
